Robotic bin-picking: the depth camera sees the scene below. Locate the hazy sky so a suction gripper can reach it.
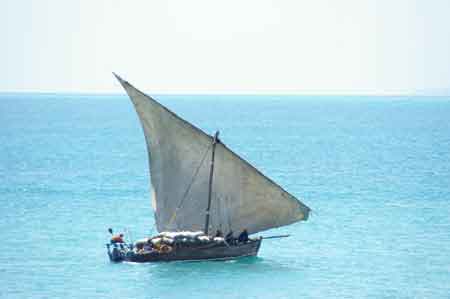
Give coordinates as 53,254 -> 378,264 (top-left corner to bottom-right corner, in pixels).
2,0 -> 450,94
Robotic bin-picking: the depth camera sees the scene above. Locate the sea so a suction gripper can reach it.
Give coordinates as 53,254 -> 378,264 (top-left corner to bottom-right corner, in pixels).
0,93 -> 449,299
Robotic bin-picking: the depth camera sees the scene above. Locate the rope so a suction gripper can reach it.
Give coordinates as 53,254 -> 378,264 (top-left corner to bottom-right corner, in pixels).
168,144 -> 212,227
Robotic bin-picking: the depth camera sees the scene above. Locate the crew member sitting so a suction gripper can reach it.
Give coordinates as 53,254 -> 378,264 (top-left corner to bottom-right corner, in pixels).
225,230 -> 234,244
215,230 -> 224,237
238,229 -> 249,243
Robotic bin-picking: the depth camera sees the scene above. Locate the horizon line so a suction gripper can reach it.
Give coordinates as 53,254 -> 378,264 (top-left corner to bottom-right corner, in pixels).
1,90 -> 449,97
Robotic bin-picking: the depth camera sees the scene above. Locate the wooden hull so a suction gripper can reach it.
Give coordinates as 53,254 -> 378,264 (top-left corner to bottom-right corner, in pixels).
107,238 -> 262,263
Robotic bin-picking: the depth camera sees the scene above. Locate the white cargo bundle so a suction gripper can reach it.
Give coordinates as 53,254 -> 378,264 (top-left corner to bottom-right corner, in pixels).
142,231 -> 226,246
151,237 -> 162,245
158,231 -> 205,239
134,238 -> 150,245
213,237 -> 225,243
197,236 -> 211,242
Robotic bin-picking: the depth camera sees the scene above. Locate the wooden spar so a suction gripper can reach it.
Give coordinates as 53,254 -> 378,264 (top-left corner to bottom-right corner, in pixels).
262,235 -> 290,239
204,131 -> 220,235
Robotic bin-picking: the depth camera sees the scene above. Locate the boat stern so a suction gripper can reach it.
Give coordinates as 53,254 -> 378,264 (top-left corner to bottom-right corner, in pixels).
106,243 -> 126,262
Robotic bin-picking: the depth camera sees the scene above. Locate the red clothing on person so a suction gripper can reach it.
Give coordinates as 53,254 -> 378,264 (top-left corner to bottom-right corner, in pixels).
111,234 -> 124,243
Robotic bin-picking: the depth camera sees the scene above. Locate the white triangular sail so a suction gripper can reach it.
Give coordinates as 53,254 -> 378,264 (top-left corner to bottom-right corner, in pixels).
115,74 -> 310,235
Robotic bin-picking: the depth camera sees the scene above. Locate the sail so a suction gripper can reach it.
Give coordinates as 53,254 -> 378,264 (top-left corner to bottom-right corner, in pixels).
115,74 -> 310,235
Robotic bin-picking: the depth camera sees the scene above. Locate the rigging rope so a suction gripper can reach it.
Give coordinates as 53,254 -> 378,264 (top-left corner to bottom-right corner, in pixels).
167,143 -> 212,228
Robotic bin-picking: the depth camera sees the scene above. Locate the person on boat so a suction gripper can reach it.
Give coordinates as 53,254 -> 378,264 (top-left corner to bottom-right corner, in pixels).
238,229 -> 249,243
215,230 -> 223,237
225,230 -> 234,244
111,233 -> 124,244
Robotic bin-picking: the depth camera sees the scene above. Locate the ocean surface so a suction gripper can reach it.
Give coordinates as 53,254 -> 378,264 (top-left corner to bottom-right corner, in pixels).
1,93 -> 449,298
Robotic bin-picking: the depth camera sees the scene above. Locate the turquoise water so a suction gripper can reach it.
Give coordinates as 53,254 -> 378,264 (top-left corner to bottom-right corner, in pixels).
1,94 -> 449,298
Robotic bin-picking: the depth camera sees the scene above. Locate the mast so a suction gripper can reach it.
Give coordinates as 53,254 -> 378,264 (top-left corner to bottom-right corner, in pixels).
204,131 -> 220,235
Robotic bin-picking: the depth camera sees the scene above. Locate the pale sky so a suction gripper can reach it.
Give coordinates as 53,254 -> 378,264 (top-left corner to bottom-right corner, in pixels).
2,0 -> 450,94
